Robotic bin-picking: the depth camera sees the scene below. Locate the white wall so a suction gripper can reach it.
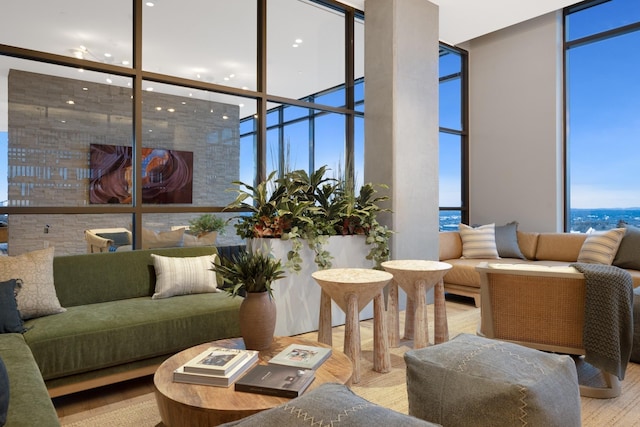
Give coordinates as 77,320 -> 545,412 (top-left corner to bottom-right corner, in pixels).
466,12 -> 564,232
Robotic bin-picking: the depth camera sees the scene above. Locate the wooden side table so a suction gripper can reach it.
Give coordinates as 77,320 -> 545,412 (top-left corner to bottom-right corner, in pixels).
382,260 -> 452,349
154,336 -> 352,426
312,268 -> 393,384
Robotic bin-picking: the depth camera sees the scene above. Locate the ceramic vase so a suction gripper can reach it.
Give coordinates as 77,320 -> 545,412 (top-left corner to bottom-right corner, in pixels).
238,291 -> 276,350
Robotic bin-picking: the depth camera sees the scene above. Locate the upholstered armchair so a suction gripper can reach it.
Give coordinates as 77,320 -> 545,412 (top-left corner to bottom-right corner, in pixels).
476,262 -> 623,398
84,228 -> 132,253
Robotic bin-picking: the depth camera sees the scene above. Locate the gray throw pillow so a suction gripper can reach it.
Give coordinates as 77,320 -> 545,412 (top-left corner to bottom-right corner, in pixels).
495,221 -> 526,259
613,224 -> 640,270
219,383 -> 438,427
0,279 -> 25,334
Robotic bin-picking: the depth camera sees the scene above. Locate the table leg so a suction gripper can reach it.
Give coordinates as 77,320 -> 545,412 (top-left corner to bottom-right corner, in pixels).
344,293 -> 361,384
373,290 -> 390,373
434,278 -> 449,344
413,280 -> 429,349
404,294 -> 415,340
387,281 -> 400,348
318,290 -> 333,345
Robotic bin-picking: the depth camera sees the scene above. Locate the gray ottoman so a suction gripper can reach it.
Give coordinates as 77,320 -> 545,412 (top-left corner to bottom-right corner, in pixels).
404,334 -> 581,427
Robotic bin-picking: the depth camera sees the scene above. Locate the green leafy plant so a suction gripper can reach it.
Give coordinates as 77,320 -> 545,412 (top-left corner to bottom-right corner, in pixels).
212,248 -> 286,299
225,165 -> 393,271
188,214 -> 226,237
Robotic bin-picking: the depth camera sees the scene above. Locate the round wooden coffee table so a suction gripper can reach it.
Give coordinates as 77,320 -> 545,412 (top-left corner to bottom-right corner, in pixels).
154,336 -> 353,426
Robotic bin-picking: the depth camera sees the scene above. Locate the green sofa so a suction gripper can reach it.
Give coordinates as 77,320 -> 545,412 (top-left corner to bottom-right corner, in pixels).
1,245 -> 244,426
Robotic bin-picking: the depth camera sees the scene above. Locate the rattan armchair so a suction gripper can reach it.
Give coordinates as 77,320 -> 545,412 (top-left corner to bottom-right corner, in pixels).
476,262 -> 621,398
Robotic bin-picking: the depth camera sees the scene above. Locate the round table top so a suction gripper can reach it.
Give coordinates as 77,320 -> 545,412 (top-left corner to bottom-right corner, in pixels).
381,259 -> 452,272
312,267 -> 393,284
154,336 -> 353,418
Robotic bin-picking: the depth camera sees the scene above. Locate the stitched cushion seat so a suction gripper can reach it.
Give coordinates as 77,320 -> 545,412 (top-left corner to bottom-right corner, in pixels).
405,334 -> 581,427
219,383 -> 438,427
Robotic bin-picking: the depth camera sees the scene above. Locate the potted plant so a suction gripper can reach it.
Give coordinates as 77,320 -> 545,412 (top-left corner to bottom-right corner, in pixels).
226,165 -> 392,272
212,248 -> 286,350
183,213 -> 226,246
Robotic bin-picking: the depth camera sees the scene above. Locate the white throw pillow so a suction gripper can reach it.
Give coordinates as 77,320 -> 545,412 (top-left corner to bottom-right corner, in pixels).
458,223 -> 499,259
151,253 -> 221,299
142,227 -> 185,249
183,231 -> 218,247
0,247 -> 66,319
577,228 -> 626,265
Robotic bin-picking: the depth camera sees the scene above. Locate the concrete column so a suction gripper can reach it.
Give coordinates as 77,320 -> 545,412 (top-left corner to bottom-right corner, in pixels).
364,0 -> 440,261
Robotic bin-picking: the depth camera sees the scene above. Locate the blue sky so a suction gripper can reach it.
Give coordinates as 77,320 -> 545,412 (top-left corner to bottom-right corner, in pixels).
566,0 -> 640,209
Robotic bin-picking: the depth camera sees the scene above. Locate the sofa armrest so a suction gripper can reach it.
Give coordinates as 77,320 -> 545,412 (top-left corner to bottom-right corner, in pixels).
439,231 -> 462,260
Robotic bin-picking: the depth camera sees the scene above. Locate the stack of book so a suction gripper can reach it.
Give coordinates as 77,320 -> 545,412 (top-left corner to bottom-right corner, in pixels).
233,343 -> 331,398
173,347 -> 259,387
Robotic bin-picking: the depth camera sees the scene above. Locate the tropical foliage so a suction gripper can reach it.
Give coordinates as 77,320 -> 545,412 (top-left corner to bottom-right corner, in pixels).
212,248 -> 286,299
188,213 -> 226,236
225,165 -> 393,271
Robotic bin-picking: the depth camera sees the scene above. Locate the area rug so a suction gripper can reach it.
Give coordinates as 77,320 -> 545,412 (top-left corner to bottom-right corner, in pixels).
59,393 -> 162,427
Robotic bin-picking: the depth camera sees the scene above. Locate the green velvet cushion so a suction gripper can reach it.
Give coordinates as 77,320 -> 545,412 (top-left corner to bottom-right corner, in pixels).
53,246 -> 219,307
614,224 -> 640,270
0,356 -> 8,426
0,279 -> 25,334
219,383 -> 439,427
0,334 -> 60,426
23,292 -> 241,380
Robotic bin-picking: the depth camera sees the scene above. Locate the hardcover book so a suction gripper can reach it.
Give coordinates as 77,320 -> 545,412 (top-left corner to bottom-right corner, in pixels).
173,352 -> 259,387
183,347 -> 256,376
234,364 -> 315,398
268,343 -> 332,370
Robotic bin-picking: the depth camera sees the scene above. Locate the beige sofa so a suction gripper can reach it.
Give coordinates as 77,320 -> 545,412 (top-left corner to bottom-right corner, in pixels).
439,230 -> 640,307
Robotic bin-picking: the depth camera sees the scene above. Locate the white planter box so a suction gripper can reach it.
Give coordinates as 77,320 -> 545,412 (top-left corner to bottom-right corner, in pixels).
248,236 -> 376,336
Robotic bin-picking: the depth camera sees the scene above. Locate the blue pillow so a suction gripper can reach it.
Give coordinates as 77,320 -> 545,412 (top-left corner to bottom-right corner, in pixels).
0,279 -> 25,334
0,356 -> 8,426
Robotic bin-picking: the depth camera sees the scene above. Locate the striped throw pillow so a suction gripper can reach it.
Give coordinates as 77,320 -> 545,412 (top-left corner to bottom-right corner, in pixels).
151,253 -> 221,299
459,223 -> 499,259
577,228 -> 626,265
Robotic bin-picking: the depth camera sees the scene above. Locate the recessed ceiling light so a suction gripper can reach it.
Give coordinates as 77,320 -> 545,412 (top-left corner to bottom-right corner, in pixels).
292,44 -> 299,48
167,108 -> 175,113
106,78 -> 112,83
224,77 -> 229,81
66,100 -> 75,105
222,115 -> 229,120
146,2 -> 155,6
104,53 -> 112,58
156,107 -> 162,111
82,87 -> 88,91
295,39 -> 303,44
122,60 -> 130,65
146,87 -> 154,91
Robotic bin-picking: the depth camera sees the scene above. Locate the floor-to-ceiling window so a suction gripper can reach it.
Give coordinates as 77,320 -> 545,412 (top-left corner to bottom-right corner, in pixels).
0,0 -> 363,255
439,45 -> 468,230
565,0 -> 640,231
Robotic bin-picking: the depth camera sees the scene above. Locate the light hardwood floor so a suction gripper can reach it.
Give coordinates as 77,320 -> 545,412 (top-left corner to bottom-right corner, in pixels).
54,295 -> 640,425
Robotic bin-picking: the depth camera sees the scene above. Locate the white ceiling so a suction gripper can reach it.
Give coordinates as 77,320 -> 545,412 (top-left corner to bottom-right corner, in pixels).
0,0 -> 581,132
339,0 -> 581,45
